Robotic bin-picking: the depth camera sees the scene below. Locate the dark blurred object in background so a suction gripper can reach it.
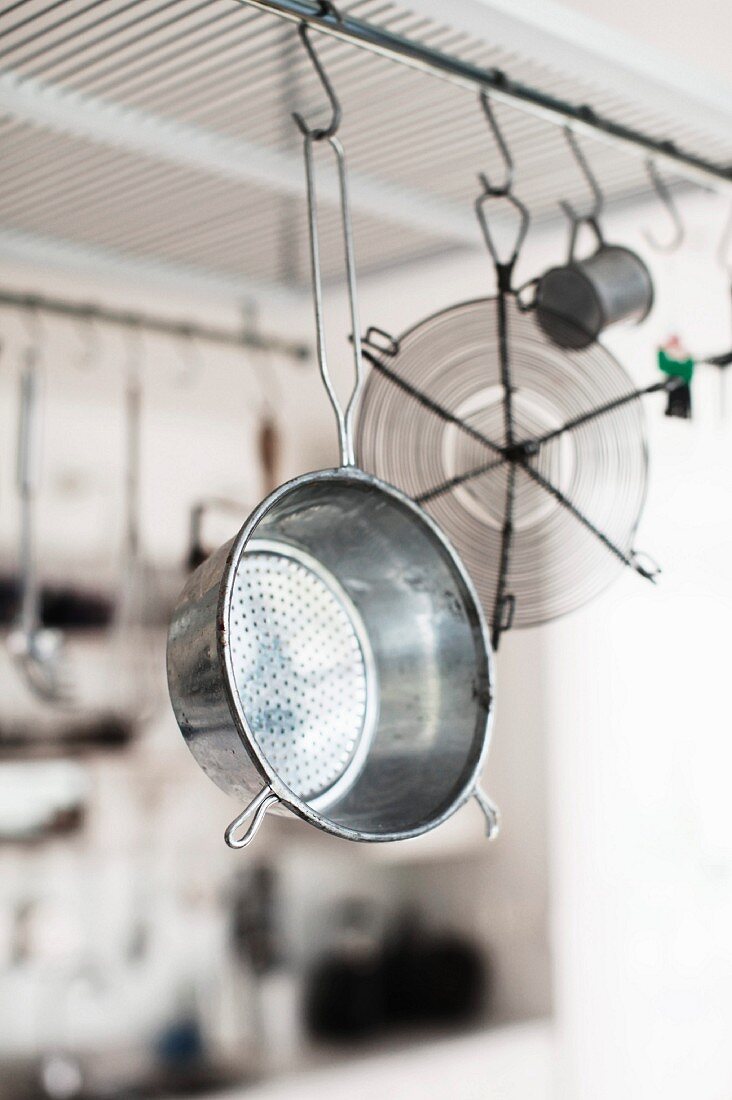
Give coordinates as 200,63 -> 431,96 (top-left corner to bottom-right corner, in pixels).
230,863 -> 283,976
0,576 -> 114,631
306,903 -> 488,1044
305,900 -> 383,1042
383,911 -> 487,1028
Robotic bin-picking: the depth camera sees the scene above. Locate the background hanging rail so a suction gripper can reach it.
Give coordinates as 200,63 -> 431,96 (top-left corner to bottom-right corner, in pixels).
0,289 -> 310,363
237,0 -> 732,193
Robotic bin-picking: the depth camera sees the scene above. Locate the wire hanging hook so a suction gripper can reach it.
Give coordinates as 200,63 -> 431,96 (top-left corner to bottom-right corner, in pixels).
717,201 -> 732,278
562,126 -> 604,223
21,301 -> 42,367
478,89 -> 514,196
175,326 -> 203,387
123,321 -> 144,562
75,313 -> 99,372
643,160 -> 684,252
475,180 -> 530,274
474,93 -> 529,274
292,22 -> 342,141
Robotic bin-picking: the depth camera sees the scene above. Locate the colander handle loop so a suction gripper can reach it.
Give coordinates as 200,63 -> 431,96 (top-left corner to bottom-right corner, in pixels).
301,114 -> 364,467
474,786 -> 500,840
225,788 -> 278,850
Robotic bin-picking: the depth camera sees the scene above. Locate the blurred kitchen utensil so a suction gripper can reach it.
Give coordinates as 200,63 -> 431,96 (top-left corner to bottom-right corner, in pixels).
2,324 -> 158,749
8,344 -> 74,705
186,498 -> 249,573
258,413 -> 280,497
110,361 -> 156,713
167,26 -> 498,852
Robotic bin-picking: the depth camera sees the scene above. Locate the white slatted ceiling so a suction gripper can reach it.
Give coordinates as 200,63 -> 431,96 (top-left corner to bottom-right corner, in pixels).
0,0 -> 726,289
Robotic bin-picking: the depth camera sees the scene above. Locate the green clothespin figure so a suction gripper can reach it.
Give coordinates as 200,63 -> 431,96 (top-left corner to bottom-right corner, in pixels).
658,336 -> 694,419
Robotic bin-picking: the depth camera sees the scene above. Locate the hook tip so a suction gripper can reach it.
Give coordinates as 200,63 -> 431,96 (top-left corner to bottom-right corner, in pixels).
291,110 -> 308,136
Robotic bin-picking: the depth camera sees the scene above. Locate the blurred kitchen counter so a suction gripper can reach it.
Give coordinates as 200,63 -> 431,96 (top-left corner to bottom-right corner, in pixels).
176,1021 -> 552,1100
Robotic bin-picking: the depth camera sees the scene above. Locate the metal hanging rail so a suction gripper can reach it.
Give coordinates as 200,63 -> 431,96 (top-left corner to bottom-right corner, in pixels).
0,289 -> 310,362
238,0 -> 732,192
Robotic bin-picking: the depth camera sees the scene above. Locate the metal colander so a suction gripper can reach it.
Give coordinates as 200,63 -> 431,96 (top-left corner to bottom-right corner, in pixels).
166,33 -> 497,850
167,469 -> 496,848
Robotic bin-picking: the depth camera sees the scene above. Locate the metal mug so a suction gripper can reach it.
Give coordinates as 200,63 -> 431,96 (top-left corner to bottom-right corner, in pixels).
535,217 -> 653,349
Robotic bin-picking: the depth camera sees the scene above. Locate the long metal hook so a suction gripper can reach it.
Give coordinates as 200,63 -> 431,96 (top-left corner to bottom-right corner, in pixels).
475,181 -> 530,272
643,160 -> 684,252
175,327 -> 203,387
123,323 -> 144,563
75,314 -> 99,372
22,302 -> 42,359
478,90 -> 513,196
292,23 -> 342,141
474,91 -> 529,271
562,126 -> 604,223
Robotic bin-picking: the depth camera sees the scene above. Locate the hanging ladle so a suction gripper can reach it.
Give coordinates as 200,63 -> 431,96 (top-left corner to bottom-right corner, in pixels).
8,317 -> 74,705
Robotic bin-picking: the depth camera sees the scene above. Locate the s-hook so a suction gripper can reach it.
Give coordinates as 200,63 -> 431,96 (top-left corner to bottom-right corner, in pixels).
710,202 -> 732,411
475,91 -> 530,282
478,89 -> 513,197
718,201 -> 732,279
9,308 -> 75,705
643,160 -> 684,252
292,20 -> 341,140
561,126 -> 604,225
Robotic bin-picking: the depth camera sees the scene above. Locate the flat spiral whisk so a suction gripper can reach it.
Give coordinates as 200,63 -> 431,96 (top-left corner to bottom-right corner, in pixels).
356,297 -> 649,631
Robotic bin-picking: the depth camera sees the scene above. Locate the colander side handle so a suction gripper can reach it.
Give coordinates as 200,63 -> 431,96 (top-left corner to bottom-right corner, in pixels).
473,786 -> 500,840
225,788 -> 278,850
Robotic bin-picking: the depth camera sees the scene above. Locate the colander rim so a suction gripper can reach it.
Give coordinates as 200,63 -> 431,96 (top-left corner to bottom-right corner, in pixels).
217,465 -> 495,843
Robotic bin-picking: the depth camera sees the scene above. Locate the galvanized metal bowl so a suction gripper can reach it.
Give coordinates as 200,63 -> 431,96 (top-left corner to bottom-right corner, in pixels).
167,467 -> 496,847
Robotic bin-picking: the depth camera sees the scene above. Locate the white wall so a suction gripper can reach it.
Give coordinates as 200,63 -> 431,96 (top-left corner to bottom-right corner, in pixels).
544,203 -> 732,1100
549,0 -> 732,85
315,184 -> 732,1099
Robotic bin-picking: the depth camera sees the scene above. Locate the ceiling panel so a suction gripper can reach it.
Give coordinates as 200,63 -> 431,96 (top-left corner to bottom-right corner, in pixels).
0,0 -> 727,293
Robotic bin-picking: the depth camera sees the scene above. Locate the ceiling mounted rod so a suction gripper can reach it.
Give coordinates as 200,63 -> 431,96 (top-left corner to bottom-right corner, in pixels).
236,0 -> 732,193
0,288 -> 310,362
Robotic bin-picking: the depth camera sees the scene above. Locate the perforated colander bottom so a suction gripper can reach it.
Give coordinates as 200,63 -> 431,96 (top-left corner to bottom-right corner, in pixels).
228,540 -> 374,804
